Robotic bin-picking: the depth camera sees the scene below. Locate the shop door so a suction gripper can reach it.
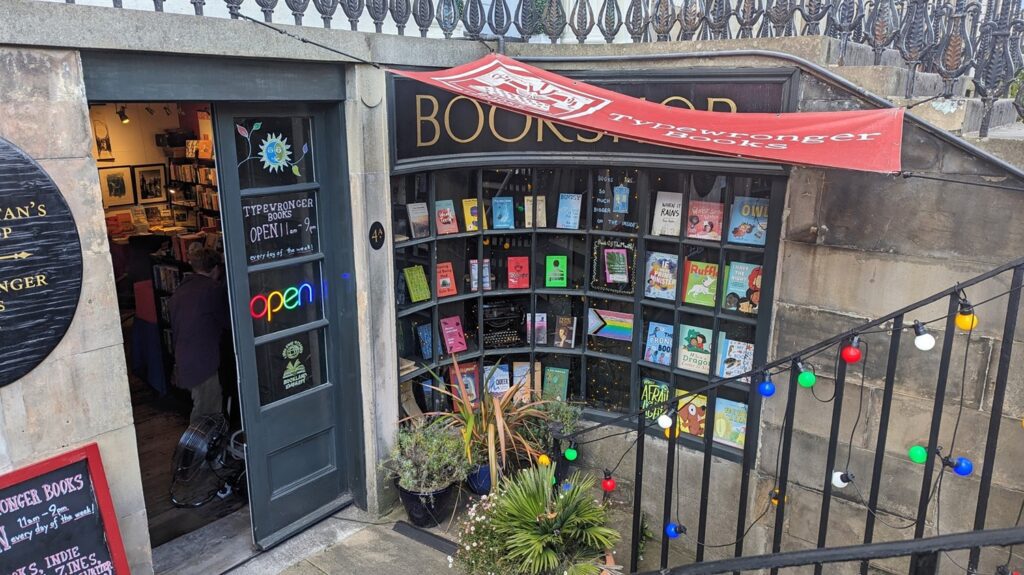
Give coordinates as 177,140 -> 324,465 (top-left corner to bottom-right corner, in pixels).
214,104 -> 360,549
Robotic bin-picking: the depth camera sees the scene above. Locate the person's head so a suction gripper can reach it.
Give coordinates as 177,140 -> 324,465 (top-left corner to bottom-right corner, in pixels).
188,246 -> 219,275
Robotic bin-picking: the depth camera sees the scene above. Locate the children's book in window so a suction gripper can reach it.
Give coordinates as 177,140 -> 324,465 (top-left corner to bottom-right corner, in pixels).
643,322 -> 674,366
713,398 -> 747,448
686,200 -> 723,241
722,262 -> 762,314
729,197 -> 769,246
643,251 -> 678,300
716,334 -> 753,382
435,199 -> 459,235
677,324 -> 712,373
682,260 -> 719,307
651,191 -> 684,237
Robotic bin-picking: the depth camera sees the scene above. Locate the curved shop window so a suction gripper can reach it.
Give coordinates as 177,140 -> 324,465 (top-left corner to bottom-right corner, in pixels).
391,165 -> 784,458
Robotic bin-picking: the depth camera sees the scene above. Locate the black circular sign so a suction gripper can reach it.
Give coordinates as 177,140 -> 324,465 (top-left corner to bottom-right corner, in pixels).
0,137 -> 83,388
369,221 -> 386,250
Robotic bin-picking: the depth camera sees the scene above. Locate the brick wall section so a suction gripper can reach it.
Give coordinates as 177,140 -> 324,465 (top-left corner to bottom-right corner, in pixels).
0,47 -> 153,574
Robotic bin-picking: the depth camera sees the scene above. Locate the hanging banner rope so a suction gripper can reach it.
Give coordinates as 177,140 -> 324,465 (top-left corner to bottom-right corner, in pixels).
389,54 -> 904,173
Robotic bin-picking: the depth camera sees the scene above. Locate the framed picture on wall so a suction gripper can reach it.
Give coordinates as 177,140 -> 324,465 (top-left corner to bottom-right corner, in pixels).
98,166 -> 135,209
133,164 -> 169,204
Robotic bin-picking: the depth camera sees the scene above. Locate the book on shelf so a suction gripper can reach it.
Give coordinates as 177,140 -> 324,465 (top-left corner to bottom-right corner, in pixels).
542,367 -> 570,400
553,316 -> 577,348
435,199 -> 460,235
729,197 -> 769,246
682,260 -> 719,307
507,256 -> 530,289
196,140 -> 214,159
544,255 -> 568,288
643,322 -> 674,366
491,197 -> 515,230
436,261 -> 458,298
677,392 -> 708,439
153,264 -> 181,293
407,202 -> 430,239
651,191 -> 684,237
524,195 -> 547,228
485,363 -> 511,394
723,262 -> 762,314
602,248 -> 629,284
677,324 -> 713,374
462,198 -> 481,231
686,200 -> 724,241
716,333 -> 753,382
440,315 -> 468,354
526,312 -> 548,345
399,357 -> 418,376
713,398 -> 748,448
640,377 -> 670,421
402,265 -> 431,303
643,251 -> 678,300
415,323 -> 437,360
613,184 -> 630,214
512,361 -> 532,403
449,363 -> 479,405
555,193 -> 582,230
469,258 -> 492,291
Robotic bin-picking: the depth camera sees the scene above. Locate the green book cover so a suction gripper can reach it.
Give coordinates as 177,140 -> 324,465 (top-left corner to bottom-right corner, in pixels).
543,367 -> 570,400
683,260 -> 719,307
545,255 -> 568,288
403,265 -> 431,303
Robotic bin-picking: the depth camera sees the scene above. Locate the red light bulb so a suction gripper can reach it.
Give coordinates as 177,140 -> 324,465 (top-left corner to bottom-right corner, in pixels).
601,470 -> 616,493
841,337 -> 862,364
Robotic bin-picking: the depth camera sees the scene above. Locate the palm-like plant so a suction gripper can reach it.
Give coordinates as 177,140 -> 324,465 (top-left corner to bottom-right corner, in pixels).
490,466 -> 620,575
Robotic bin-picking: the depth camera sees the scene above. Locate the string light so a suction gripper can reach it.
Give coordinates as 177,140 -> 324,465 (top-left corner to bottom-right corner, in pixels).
840,336 -> 862,364
665,522 -> 684,539
663,426 -> 681,439
757,375 -> 776,397
657,414 -> 673,429
538,454 -> 551,466
600,470 -> 616,493
831,471 -> 853,489
953,457 -> 974,477
956,299 -> 978,331
908,445 -> 929,464
563,444 -> 578,462
797,362 -> 817,388
913,320 -> 936,351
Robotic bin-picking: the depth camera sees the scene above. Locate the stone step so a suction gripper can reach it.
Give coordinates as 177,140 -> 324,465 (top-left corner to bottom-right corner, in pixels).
963,122 -> 1024,168
830,65 -> 970,99
894,97 -> 1019,135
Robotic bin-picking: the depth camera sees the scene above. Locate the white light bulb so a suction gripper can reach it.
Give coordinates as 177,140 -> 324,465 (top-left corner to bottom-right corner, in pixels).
914,333 -> 936,351
657,414 -> 673,429
831,471 -> 852,489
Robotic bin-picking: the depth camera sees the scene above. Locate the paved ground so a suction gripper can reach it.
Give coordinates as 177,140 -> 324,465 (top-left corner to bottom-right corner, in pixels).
274,524 -> 452,575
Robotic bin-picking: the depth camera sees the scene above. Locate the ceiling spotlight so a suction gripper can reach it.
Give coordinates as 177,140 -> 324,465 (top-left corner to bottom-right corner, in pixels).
116,105 -> 130,124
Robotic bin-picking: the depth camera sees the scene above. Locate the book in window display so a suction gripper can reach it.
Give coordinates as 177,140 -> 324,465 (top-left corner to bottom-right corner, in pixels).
545,255 -> 568,288
723,262 -> 762,314
677,324 -> 713,373
587,309 -> 634,341
543,367 -> 570,400
512,361 -> 533,403
491,197 -> 515,230
677,393 -> 708,438
590,237 -> 635,295
450,363 -> 479,406
651,191 -> 684,237
682,260 -> 719,308
507,256 -> 530,289
603,248 -> 628,283
436,261 -> 458,298
643,251 -> 678,300
716,333 -> 753,382
643,322 -> 674,366
469,258 -> 493,291
462,198 -> 481,231
524,196 -> 547,228
686,200 -> 723,241
554,316 -> 577,348
713,398 -> 748,448
729,197 -> 769,246
402,265 -> 431,303
640,377 -> 670,421
407,202 -> 430,238
555,193 -> 582,230
435,199 -> 459,234
485,362 -> 511,394
416,323 -> 438,360
526,312 -> 548,345
440,316 -> 468,354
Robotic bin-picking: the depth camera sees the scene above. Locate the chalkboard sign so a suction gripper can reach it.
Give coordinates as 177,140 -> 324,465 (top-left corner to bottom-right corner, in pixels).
241,191 -> 319,265
0,137 -> 83,388
0,444 -> 129,575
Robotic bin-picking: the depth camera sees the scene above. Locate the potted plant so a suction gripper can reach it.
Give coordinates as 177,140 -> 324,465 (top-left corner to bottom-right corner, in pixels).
455,465 -> 621,575
383,419 -> 472,527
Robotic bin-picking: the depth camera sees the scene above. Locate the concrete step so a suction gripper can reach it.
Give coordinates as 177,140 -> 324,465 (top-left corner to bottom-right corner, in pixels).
963,122 -> 1024,168
831,65 -> 970,99
895,97 -> 1019,135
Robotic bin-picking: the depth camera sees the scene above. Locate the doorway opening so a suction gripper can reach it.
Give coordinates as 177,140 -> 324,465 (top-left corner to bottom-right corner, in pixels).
90,102 -> 248,548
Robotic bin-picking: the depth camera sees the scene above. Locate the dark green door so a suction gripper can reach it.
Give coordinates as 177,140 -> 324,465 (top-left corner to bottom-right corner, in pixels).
214,103 -> 362,549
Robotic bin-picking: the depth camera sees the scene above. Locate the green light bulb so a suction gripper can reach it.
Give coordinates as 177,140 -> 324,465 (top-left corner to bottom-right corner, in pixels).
797,370 -> 817,388
908,445 -> 928,464
564,447 -> 578,461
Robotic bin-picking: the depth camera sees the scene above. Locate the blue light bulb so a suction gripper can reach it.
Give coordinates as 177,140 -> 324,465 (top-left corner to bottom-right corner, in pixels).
758,380 -> 776,397
953,457 -> 974,477
665,523 -> 682,539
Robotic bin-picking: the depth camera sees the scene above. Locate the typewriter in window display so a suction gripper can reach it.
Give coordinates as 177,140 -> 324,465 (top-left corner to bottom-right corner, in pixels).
471,299 -> 526,349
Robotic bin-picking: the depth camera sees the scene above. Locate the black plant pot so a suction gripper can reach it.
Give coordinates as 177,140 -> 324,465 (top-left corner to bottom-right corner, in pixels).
396,482 -> 457,528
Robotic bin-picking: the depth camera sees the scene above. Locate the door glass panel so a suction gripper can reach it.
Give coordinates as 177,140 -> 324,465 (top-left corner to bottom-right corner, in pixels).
241,190 -> 320,265
256,328 -> 328,406
248,262 -> 325,338
234,116 -> 315,189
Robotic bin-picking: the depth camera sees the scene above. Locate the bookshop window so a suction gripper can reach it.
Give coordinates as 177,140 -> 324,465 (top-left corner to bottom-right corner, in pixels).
392,166 -> 780,456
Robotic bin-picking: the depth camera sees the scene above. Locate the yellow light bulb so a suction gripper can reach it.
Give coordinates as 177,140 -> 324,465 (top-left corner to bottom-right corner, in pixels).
955,311 -> 978,331
538,454 -> 551,466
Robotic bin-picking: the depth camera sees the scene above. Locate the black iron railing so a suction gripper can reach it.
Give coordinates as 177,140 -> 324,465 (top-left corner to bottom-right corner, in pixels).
52,0 -> 1024,133
558,256 -> 1024,574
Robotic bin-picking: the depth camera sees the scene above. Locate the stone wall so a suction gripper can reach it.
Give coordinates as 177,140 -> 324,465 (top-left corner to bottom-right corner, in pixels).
0,47 -> 152,573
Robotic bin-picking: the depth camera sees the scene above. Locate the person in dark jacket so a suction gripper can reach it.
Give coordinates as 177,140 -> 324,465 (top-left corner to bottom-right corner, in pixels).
170,246 -> 230,423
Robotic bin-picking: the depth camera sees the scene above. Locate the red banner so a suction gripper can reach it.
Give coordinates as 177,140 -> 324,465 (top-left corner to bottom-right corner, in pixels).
390,54 -> 904,173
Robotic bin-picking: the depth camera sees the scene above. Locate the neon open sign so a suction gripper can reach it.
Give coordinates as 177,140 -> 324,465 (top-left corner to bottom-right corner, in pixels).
249,282 -> 315,323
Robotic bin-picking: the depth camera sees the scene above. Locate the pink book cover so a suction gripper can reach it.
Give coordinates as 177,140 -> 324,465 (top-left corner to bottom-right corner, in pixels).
440,316 -> 468,354
686,200 -> 724,241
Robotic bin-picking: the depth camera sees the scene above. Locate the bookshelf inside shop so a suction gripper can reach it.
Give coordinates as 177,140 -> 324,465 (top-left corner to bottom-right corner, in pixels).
392,167 -> 783,458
